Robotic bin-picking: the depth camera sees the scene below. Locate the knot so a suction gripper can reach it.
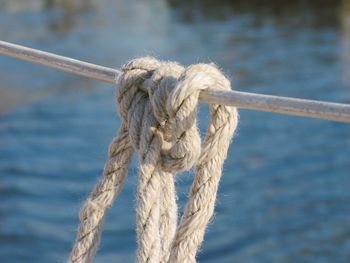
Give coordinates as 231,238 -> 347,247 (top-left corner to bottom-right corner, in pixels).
116,57 -> 211,173
69,56 -> 238,263
163,63 -> 233,173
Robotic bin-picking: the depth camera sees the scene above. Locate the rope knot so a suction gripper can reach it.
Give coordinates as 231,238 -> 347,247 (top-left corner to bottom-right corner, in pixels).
116,57 -> 209,173
69,56 -> 238,263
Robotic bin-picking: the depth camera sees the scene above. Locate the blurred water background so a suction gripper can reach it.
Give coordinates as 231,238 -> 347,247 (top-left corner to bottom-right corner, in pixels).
0,0 -> 350,262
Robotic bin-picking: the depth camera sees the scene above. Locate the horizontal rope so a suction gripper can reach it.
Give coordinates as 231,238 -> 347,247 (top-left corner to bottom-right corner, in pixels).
0,40 -> 350,123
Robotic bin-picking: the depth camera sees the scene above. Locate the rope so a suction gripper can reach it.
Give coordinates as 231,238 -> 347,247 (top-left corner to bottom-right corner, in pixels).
68,57 -> 239,263
1,41 -> 349,123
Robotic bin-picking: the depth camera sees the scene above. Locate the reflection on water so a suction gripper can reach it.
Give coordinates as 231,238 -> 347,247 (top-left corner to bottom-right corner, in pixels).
0,0 -> 350,262
0,88 -> 44,115
44,0 -> 95,33
169,0 -> 341,27
340,0 -> 350,85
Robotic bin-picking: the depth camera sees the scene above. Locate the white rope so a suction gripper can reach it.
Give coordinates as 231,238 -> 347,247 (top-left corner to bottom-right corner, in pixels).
68,57 -> 238,263
68,125 -> 133,262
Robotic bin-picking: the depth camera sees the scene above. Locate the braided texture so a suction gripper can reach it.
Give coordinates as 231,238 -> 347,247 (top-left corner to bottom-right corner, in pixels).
68,57 -> 238,263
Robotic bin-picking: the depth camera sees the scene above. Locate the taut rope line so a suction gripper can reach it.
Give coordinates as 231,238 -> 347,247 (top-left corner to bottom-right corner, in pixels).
1,40 -> 350,123
68,57 -> 238,262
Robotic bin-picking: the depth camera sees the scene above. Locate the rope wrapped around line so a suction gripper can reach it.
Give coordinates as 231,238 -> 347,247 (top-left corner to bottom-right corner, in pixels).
68,57 -> 239,263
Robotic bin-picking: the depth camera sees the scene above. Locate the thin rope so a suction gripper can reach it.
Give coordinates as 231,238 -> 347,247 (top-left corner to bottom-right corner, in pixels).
1,40 -> 350,123
68,57 -> 238,263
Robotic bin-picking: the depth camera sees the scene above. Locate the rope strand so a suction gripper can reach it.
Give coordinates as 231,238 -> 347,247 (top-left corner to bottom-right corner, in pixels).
68,124 -> 134,263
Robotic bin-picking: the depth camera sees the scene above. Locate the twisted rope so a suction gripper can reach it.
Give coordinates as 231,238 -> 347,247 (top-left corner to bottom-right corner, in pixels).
68,57 -> 238,263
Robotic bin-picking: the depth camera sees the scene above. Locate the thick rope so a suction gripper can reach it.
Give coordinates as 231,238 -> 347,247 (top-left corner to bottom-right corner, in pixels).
167,65 -> 238,262
68,57 -> 238,263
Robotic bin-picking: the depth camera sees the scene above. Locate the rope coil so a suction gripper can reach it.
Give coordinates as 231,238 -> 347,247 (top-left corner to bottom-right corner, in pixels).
68,57 -> 239,263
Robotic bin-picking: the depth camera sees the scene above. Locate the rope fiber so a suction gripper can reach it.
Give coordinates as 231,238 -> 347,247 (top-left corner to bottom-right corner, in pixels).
68,57 -> 238,263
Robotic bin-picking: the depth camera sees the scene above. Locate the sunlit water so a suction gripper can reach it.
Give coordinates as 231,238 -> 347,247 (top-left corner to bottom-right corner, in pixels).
0,0 -> 350,262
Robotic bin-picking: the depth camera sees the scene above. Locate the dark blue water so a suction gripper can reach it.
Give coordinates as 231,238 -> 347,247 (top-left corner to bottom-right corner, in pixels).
1,0 -> 350,262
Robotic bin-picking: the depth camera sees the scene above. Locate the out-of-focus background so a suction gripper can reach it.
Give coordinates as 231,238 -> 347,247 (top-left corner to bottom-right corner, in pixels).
0,0 -> 350,262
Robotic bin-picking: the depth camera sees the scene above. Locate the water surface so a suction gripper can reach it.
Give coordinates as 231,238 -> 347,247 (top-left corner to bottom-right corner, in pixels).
0,0 -> 350,262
